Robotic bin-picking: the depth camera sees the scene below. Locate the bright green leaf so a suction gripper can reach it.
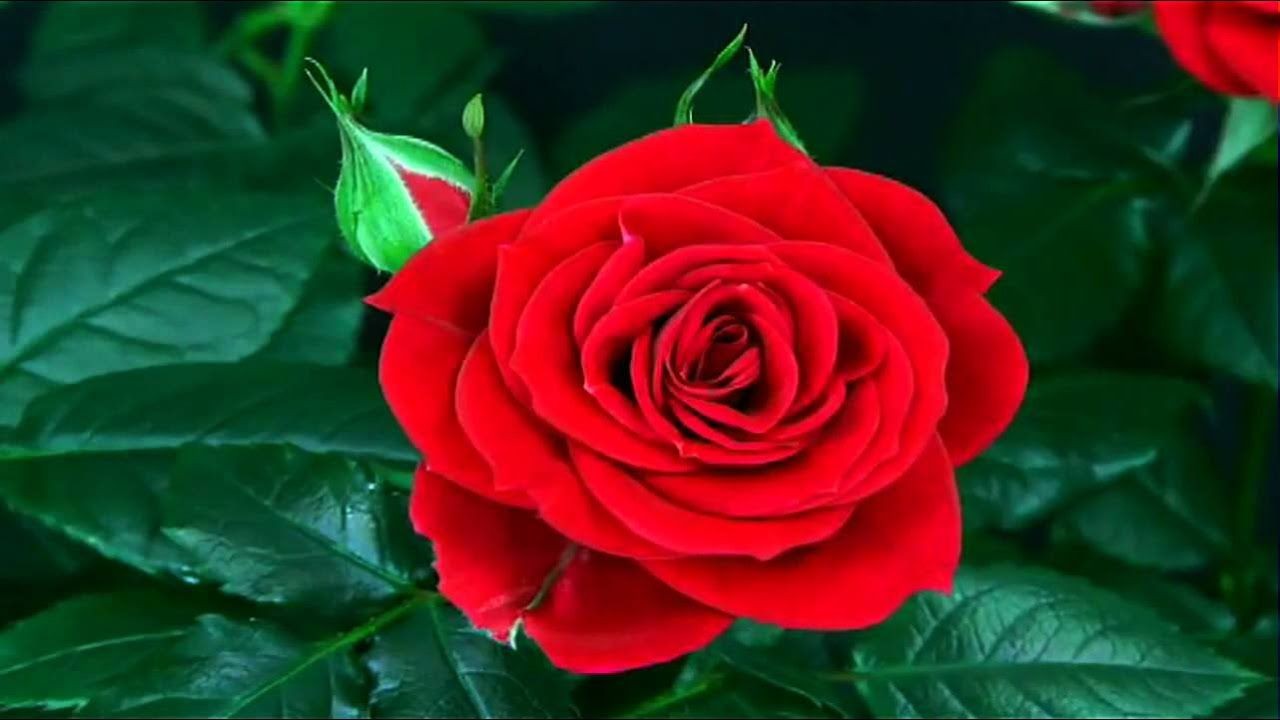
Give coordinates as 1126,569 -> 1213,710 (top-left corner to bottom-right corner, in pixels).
852,565 -> 1261,719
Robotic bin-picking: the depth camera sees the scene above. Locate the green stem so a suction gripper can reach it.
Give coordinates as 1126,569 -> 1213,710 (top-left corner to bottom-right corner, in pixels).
467,135 -> 490,221
1227,384 -> 1275,630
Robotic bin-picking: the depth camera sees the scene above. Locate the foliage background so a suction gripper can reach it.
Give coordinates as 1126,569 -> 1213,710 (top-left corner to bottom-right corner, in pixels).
0,1 -> 1275,718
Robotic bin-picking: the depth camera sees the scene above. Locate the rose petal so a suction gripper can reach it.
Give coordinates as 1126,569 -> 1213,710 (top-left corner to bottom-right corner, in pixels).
410,468 -> 562,639
1204,1 -> 1280,101
643,381 -> 884,517
412,469 -> 731,671
456,334 -> 672,559
367,210 -> 530,333
529,120 -> 809,230
682,161 -> 891,263
573,224 -> 648,346
492,197 -> 624,396
523,548 -> 733,675
571,444 -> 855,560
930,290 -> 1029,466
512,241 -> 695,472
1155,1 -> 1258,97
824,168 -> 999,297
379,316 -> 531,507
641,437 -> 960,629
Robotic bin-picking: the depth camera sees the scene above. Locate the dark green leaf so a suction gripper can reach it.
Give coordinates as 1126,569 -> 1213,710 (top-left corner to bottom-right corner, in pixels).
164,446 -> 429,615
1214,617 -> 1279,719
1055,441 -> 1230,571
313,3 -> 492,129
615,672 -> 834,719
4,50 -> 263,192
945,50 -> 1190,363
1157,174 -> 1279,388
8,363 -> 411,462
0,591 -> 430,717
366,597 -> 577,718
852,565 -> 1260,719
0,193 -> 331,425
1088,572 -> 1235,637
25,1 -> 205,60
711,624 -> 861,717
960,372 -> 1205,531
253,246 -> 367,365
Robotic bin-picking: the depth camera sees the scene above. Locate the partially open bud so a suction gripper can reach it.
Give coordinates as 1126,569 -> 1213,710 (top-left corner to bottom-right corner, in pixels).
308,61 -> 474,273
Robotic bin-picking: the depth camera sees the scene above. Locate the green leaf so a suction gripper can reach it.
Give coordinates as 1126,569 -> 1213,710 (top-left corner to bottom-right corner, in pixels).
25,1 -> 205,59
746,50 -> 807,155
675,25 -> 747,125
164,446 -> 430,614
0,192 -> 331,425
945,50 -> 1191,363
959,372 -> 1205,531
852,565 -> 1261,719
0,591 -> 429,717
1055,441 -> 1230,571
712,626 -> 862,717
366,597 -> 577,718
8,363 -> 414,463
615,671 -> 835,719
1207,98 -> 1277,185
4,50 -> 264,192
1157,174 -> 1279,388
0,446 -> 429,621
252,245 -> 367,365
1214,616 -> 1278,719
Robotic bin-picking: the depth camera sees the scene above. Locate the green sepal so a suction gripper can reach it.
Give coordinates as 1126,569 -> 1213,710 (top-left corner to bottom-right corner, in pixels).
747,48 -> 809,155
674,24 -> 746,125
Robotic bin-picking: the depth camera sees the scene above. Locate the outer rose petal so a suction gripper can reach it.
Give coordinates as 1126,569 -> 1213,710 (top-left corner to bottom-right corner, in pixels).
367,210 -> 530,333
523,548 -> 734,674
528,120 -> 809,230
930,290 -> 1029,466
410,468 -> 564,639
824,168 -> 999,296
411,469 -> 733,674
1203,2 -> 1279,102
640,438 -> 960,629
379,315 -> 531,508
680,162 -> 890,264
1155,1 -> 1258,97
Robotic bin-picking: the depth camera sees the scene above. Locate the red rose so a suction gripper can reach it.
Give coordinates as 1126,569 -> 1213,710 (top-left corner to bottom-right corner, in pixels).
370,121 -> 1028,674
1155,0 -> 1279,102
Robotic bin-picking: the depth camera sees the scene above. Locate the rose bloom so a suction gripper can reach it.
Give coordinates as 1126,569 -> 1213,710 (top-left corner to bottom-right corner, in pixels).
371,120 -> 1028,673
1154,0 -> 1279,102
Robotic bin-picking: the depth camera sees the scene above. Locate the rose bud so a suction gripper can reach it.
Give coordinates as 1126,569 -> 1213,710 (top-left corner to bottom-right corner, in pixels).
308,62 -> 474,272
